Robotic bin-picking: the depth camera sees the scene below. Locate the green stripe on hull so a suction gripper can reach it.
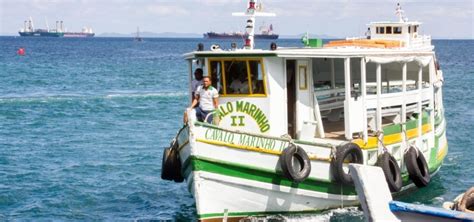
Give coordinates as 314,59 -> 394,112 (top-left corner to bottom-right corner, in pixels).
185,156 -> 358,195
198,208 -> 333,220
383,112 -> 431,136
183,154 -> 442,193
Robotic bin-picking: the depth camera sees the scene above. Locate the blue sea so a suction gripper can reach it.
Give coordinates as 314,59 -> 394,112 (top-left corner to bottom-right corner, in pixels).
0,37 -> 472,221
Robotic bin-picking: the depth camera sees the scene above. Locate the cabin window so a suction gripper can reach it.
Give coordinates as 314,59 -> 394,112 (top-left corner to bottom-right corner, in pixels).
208,58 -> 266,96
386,26 -> 392,34
209,60 -> 224,94
408,26 -> 411,33
393,26 -> 402,34
414,25 -> 418,33
376,27 -> 385,34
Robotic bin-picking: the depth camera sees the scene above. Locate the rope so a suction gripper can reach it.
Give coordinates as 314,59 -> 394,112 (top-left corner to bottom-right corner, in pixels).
340,183 -> 344,208
376,130 -> 388,153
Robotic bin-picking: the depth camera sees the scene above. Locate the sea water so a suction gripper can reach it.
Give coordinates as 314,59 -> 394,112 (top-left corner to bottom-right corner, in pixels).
0,37 -> 472,221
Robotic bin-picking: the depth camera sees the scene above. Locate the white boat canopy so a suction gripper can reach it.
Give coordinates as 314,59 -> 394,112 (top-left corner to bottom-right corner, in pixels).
365,55 -> 432,66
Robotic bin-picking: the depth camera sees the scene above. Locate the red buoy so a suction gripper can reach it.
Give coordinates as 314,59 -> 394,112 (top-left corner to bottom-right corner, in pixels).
17,47 -> 25,56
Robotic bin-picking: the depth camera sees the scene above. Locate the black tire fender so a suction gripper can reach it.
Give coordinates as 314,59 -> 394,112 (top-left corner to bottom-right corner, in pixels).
161,140 -> 184,183
172,149 -> 184,183
376,152 -> 403,192
330,143 -> 363,185
280,144 -> 311,183
404,146 -> 430,187
161,147 -> 174,180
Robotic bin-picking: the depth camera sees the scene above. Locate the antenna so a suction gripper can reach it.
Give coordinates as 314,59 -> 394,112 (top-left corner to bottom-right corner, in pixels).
395,3 -> 407,22
45,18 -> 50,31
232,0 -> 275,50
29,16 -> 35,30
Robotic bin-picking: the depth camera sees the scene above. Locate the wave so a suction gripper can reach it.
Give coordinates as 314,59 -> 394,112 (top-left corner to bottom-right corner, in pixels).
242,207 -> 363,222
104,91 -> 187,99
0,91 -> 187,103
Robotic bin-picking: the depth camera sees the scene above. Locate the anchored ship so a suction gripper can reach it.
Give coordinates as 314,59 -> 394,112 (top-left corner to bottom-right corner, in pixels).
205,2 -> 278,40
162,2 -> 448,221
19,17 -> 94,38
63,27 -> 95,38
204,24 -> 278,39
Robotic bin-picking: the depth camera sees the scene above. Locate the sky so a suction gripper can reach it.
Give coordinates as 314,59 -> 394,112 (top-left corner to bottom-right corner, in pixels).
0,0 -> 473,39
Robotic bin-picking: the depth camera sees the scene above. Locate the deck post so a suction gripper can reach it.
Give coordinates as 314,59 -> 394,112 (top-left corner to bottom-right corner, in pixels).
361,58 -> 368,143
429,60 -> 435,140
331,58 -> 336,89
376,63 -> 383,153
188,59 -> 193,104
376,63 -> 382,132
344,57 -> 351,139
418,65 -> 423,149
401,63 -> 407,156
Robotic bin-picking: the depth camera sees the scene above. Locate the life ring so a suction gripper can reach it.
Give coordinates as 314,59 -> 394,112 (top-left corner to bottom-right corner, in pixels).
330,143 -> 363,185
457,187 -> 474,213
404,146 -> 430,187
376,152 -> 403,192
161,140 -> 184,183
280,144 -> 311,183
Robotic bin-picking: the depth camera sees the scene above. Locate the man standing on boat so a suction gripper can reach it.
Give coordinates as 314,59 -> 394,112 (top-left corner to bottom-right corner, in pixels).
189,76 -> 218,123
191,68 -> 203,100
183,68 -> 204,124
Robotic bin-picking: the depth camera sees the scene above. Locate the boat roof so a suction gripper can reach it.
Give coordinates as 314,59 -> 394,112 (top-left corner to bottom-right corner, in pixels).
184,46 -> 435,59
368,21 -> 422,26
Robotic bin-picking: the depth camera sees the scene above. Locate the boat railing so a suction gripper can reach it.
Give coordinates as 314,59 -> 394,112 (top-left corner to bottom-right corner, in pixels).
314,83 -> 430,113
313,85 -> 432,139
345,36 -> 367,41
365,88 -> 431,109
410,35 -> 431,48
314,88 -> 345,112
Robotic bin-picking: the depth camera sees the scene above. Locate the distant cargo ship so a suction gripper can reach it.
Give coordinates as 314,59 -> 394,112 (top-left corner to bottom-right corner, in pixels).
204,24 -> 278,39
63,28 -> 95,38
19,17 -> 94,38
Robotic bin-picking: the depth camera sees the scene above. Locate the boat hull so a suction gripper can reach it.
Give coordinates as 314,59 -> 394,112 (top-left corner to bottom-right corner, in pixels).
173,112 -> 448,220
63,32 -> 95,38
19,31 -> 64,37
204,32 -> 279,40
18,31 -> 94,37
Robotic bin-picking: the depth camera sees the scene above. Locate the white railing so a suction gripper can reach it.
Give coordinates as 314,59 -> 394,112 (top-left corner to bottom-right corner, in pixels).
314,88 -> 345,111
410,35 -> 431,48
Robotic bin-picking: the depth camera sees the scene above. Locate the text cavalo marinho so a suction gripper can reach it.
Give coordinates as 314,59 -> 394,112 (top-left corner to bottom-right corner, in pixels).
217,101 -> 270,133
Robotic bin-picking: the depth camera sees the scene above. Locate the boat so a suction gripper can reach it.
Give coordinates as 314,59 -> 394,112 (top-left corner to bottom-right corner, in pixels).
19,17 -> 64,37
204,2 -> 278,40
63,27 -> 95,38
349,164 -> 474,221
162,2 -> 448,221
19,17 -> 94,37
134,27 -> 143,42
204,24 -> 278,40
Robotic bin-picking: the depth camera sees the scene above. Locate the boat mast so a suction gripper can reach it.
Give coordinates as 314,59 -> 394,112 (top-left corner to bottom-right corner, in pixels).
395,3 -> 407,22
232,0 -> 275,50
45,18 -> 50,32
29,16 -> 35,31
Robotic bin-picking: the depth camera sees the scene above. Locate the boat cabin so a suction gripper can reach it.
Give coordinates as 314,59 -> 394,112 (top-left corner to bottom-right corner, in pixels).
183,3 -> 443,150
185,47 -> 441,147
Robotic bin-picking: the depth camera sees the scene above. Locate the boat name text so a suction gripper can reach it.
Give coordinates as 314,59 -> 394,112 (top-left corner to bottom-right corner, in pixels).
204,128 -> 289,152
217,101 -> 270,133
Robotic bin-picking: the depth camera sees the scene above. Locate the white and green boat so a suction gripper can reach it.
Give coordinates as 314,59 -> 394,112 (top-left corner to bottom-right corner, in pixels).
162,2 -> 448,221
